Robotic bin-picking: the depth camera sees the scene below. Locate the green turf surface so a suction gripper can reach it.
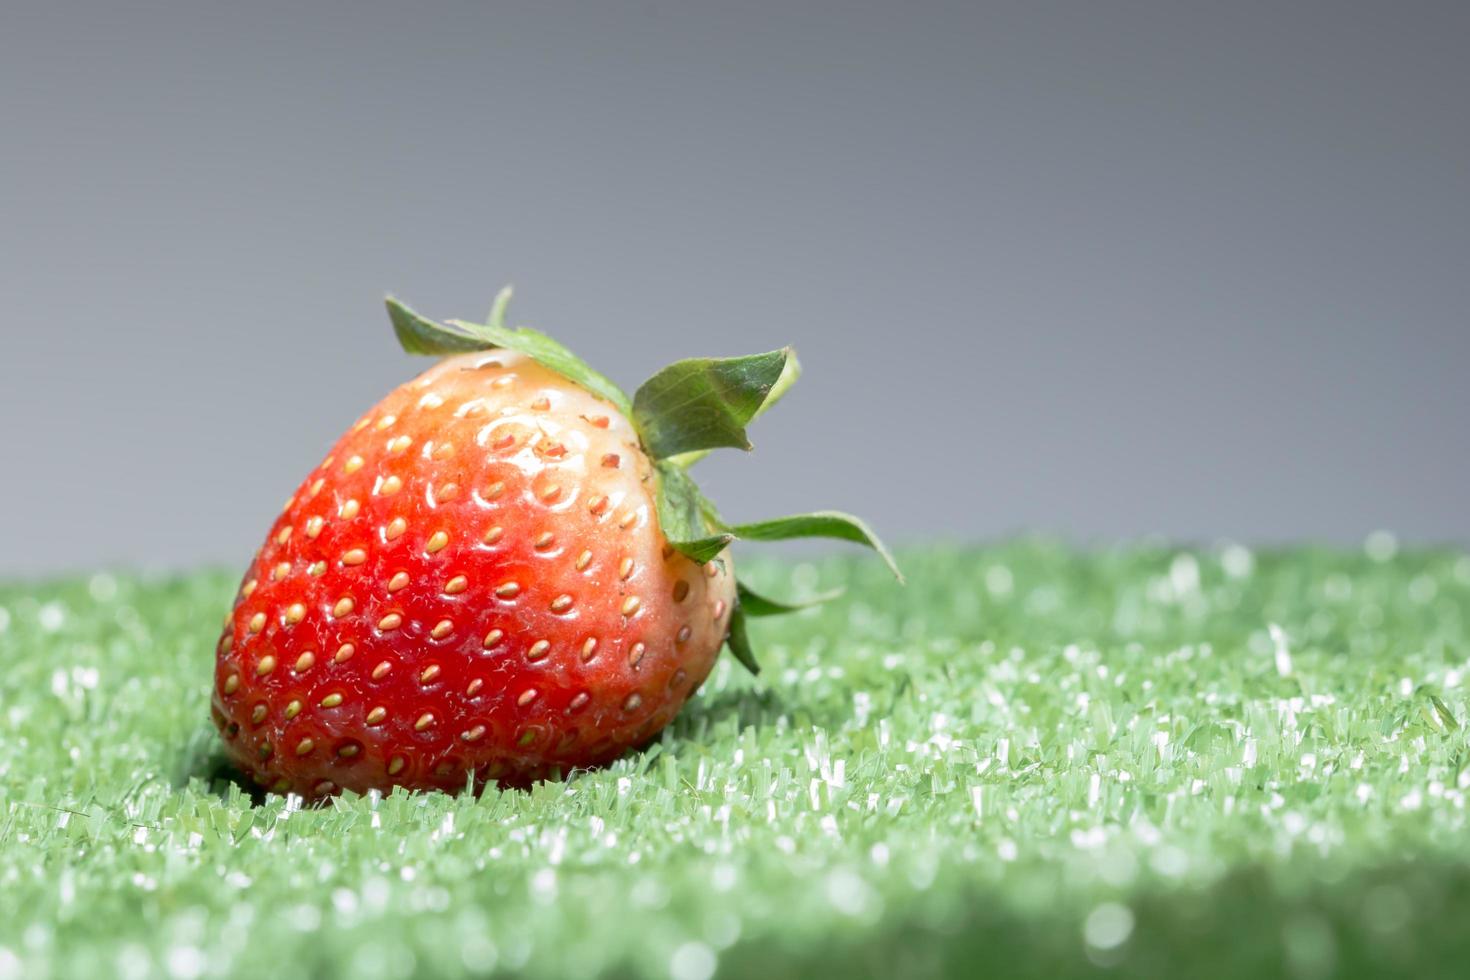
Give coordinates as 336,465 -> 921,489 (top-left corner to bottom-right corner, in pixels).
3,540 -> 1470,978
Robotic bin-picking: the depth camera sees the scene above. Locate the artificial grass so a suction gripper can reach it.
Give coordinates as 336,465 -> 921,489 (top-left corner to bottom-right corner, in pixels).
2,540 -> 1470,979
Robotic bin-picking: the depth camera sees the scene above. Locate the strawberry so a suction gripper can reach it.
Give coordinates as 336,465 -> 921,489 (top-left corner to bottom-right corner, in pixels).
211,289 -> 897,797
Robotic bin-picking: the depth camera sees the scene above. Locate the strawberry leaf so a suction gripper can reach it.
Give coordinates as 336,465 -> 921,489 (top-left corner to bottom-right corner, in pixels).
385,296 -> 632,414
633,349 -> 795,461
723,511 -> 903,582
654,462 -> 734,563
736,580 -> 845,617
724,605 -> 760,675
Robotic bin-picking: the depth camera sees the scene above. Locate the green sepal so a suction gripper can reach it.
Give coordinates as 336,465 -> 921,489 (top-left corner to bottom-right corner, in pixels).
387,297 -> 495,355
736,580 -> 845,617
385,295 -> 632,415
670,533 -> 734,565
662,352 -> 802,468
485,285 -> 514,331
632,349 -> 795,461
724,605 -> 760,675
654,462 -> 733,563
724,511 -> 903,582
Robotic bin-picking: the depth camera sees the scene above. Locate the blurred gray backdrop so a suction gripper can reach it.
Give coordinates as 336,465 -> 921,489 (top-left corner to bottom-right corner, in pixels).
2,1 -> 1466,576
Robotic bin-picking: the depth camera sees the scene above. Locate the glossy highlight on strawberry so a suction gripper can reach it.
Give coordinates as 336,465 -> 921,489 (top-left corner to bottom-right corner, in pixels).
211,289 -> 897,797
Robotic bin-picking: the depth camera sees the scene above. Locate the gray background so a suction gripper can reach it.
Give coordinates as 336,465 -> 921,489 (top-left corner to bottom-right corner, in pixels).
3,1 -> 1466,576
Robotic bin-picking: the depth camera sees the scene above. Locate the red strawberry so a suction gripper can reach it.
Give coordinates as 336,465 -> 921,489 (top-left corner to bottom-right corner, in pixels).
211,290 -> 897,797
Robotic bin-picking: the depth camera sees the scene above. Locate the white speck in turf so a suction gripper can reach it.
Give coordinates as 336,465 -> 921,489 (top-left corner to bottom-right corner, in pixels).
1071,827 -> 1107,850
1169,553 -> 1200,596
1149,845 -> 1189,877
165,945 -> 205,980
38,602 -> 65,633
115,945 -> 151,980
433,812 -> 455,841
546,827 -> 567,866
88,573 -> 118,602
362,877 -> 391,913
331,888 -> 358,919
289,905 -> 321,932
1269,623 -> 1293,677
710,864 -> 737,892
1099,847 -> 1140,887
668,941 -> 717,980
459,934 -> 498,974
1409,575 -> 1438,604
824,869 -> 873,917
985,565 -> 1013,597
1282,915 -> 1337,977
1220,542 -> 1254,578
1083,902 -> 1134,952
531,868 -> 557,903
1151,730 -> 1169,763
1362,885 -> 1413,935
1365,530 -> 1398,562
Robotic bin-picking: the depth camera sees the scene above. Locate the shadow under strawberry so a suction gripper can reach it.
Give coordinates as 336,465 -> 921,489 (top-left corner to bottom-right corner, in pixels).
172,721 -> 261,803
180,684 -> 809,807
